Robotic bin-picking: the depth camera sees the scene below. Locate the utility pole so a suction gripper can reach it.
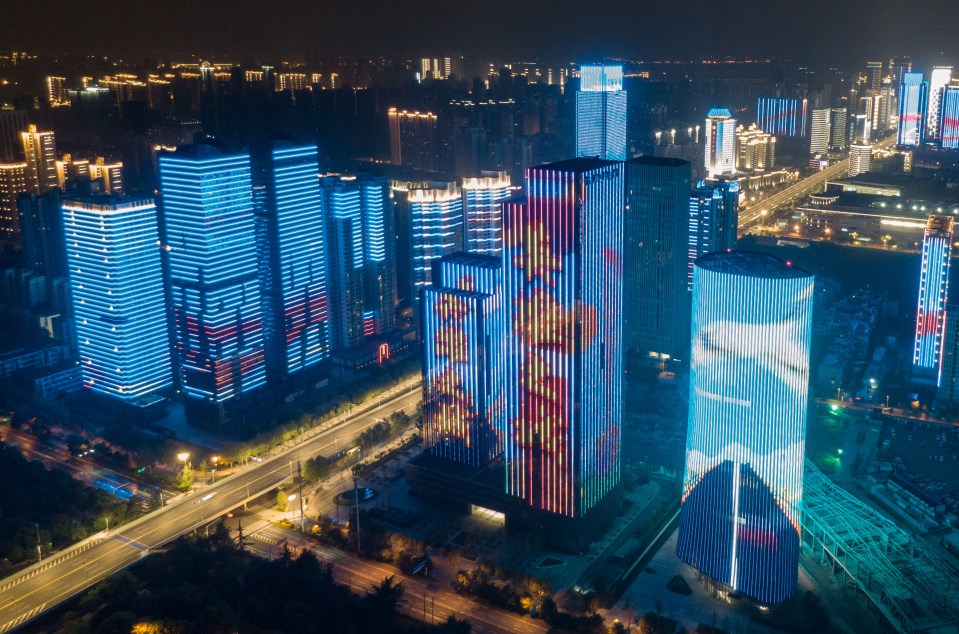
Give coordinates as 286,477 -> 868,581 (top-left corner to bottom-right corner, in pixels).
353,476 -> 361,553
35,523 -> 42,562
297,460 -> 306,531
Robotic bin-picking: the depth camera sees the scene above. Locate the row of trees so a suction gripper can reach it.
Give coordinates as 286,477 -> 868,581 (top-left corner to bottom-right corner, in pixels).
0,444 -> 145,574
43,530 -> 472,634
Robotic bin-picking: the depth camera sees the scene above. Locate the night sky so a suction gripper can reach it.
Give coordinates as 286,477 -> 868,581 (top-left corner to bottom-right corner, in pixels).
4,0 -> 958,66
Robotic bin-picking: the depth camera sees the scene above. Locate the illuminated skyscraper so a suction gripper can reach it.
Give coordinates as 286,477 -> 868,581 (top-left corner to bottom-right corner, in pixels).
704,108 -> 737,178
828,108 -> 848,151
321,174 -> 396,351
940,86 -> 959,150
158,145 -> 266,426
735,125 -> 776,171
0,162 -> 28,248
421,253 -> 505,466
503,158 -> 624,530
20,125 -> 58,194
866,61 -> 884,91
64,195 -> 172,400
46,76 -> 69,107
251,141 -> 330,384
755,97 -> 807,137
624,157 -> 692,360
938,306 -> 959,404
848,144 -> 873,177
409,182 -> 464,299
898,72 -> 929,147
810,108 -> 831,155
913,215 -> 953,384
927,66 -> 953,140
688,180 -> 740,288
575,64 -> 627,161
678,250 -> 814,605
462,170 -> 511,256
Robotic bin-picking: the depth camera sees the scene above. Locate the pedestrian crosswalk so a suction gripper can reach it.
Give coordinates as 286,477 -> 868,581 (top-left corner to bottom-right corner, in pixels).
0,602 -> 46,633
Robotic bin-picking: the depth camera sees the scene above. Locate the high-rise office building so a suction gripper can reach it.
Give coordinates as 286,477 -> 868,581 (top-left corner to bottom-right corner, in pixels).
21,125 -> 58,194
388,108 -> 442,172
421,253 -> 505,467
0,162 -> 28,248
19,189 -> 68,281
852,113 -> 871,145
938,307 -> 959,405
810,108 -> 831,155
158,145 -> 266,426
63,196 -> 172,401
575,64 -> 628,161
942,86 -> 959,150
735,125 -> 776,171
828,108 -> 848,151
755,97 -> 807,138
46,76 -> 69,107
927,66 -> 953,140
898,72 -> 929,147
251,142 -> 331,384
502,158 -> 624,529
866,61 -> 884,91
0,109 -> 26,161
409,182 -> 464,300
678,250 -> 813,605
56,156 -> 125,195
688,180 -> 740,288
848,144 -> 873,177
321,174 -> 396,352
624,157 -> 692,361
704,109 -> 737,178
462,170 -> 511,256
913,215 -> 953,384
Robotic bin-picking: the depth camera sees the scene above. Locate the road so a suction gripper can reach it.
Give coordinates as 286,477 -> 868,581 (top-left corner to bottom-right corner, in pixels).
0,382 -> 420,633
738,136 -> 897,228
815,396 -> 959,430
242,523 -> 548,634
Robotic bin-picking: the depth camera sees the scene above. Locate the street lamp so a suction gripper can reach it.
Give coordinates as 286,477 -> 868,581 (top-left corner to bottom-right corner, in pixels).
177,452 -> 190,463
211,455 -> 219,484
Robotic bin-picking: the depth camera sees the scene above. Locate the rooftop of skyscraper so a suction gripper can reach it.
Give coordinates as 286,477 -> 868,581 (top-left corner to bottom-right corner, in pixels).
697,250 -> 812,279
627,156 -> 690,168
536,157 -> 622,173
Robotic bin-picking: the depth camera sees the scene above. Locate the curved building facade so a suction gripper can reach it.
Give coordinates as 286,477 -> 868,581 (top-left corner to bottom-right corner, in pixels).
677,251 -> 814,604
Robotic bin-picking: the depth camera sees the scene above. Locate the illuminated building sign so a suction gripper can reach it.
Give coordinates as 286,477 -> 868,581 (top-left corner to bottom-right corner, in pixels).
502,158 -> 624,517
677,251 -> 813,604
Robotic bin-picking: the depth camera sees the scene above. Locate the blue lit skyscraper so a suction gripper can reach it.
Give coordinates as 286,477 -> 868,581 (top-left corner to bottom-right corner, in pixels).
251,141 -> 330,384
575,65 -> 627,161
898,72 -> 929,147
704,109 -> 737,178
941,86 -> 959,150
410,182 -> 464,301
624,157 -> 692,361
64,196 -> 171,400
755,97 -> 807,137
678,251 -> 814,605
462,171 -> 511,256
914,215 -> 953,384
502,158 -> 624,527
158,145 -> 266,426
688,180 -> 740,288
421,253 -> 505,467
322,174 -> 396,352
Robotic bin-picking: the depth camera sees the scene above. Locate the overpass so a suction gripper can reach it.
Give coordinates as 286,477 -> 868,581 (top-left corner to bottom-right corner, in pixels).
0,380 -> 420,633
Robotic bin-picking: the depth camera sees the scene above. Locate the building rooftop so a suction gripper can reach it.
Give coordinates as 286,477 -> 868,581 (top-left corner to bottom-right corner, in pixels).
534,157 -> 622,173
706,107 -> 734,118
438,252 -> 501,270
696,249 -> 812,279
628,156 -> 691,168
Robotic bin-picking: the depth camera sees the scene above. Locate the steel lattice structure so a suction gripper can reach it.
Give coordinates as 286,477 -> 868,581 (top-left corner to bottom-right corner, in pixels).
801,460 -> 959,633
